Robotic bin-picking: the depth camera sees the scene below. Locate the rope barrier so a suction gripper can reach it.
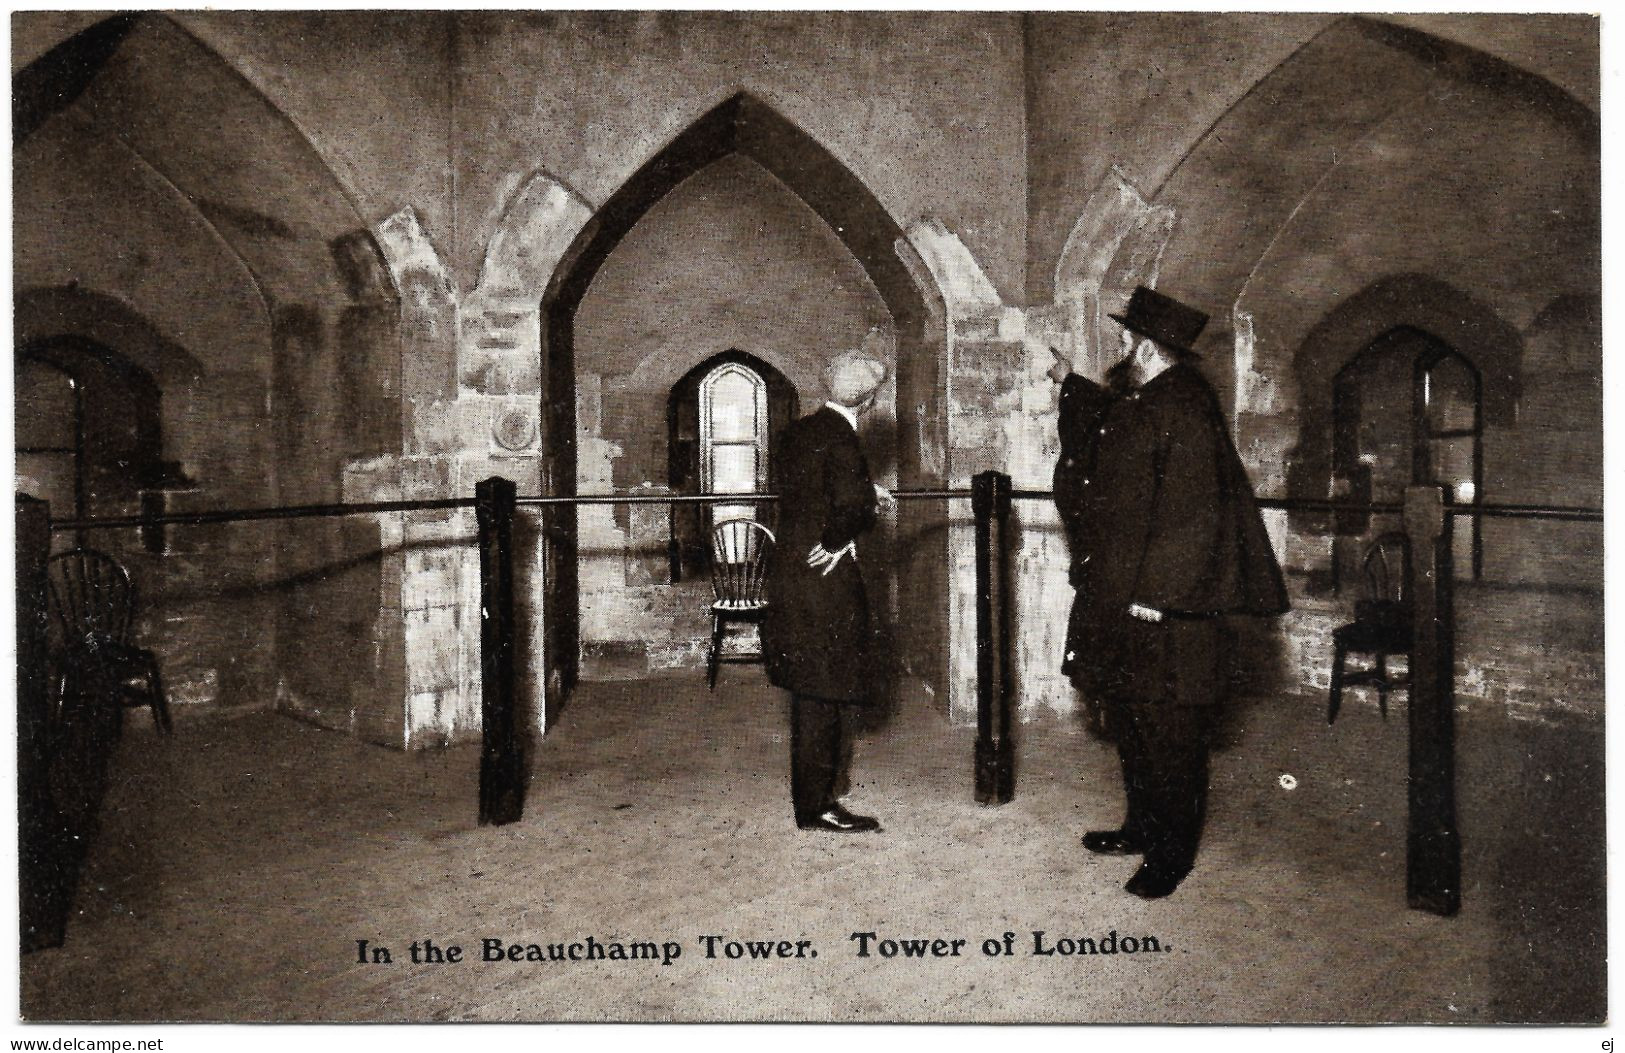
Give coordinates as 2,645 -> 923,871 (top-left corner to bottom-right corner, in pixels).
17,475 -> 1601,924
48,496 -> 477,532
46,490 -> 1598,532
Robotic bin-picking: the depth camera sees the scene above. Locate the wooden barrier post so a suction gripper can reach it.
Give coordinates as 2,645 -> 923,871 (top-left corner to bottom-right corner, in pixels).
477,476 -> 524,826
1404,484 -> 1460,915
17,495 -> 71,951
973,470 -> 1015,804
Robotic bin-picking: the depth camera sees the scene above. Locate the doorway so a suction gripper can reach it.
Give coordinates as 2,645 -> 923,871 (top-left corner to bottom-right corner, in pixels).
15,336 -> 167,552
537,94 -> 950,717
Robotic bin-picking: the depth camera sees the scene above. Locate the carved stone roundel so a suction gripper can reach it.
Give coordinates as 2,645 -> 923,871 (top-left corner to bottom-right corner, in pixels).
493,410 -> 536,451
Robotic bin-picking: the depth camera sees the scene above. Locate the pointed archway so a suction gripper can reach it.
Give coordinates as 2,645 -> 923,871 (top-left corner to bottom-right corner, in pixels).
536,92 -> 950,715
1149,15 -> 1595,412
14,12 -> 409,735
1285,272 -> 1521,514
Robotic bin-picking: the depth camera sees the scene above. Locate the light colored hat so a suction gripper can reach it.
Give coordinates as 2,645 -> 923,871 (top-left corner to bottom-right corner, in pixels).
824,348 -> 889,407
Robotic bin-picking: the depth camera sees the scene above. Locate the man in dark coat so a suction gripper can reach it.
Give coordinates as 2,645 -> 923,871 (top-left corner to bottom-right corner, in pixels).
762,349 -> 893,833
1050,285 -> 1289,898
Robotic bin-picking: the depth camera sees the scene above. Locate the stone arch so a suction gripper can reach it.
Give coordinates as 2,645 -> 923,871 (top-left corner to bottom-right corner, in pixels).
16,334 -> 167,532
663,349 -> 801,577
529,91 -> 955,711
1284,273 -> 1523,508
15,286 -> 205,388
15,13 -> 418,740
542,93 -> 941,337
627,342 -> 805,401
1050,167 -> 1177,380
15,13 -> 398,309
1149,15 -> 1596,408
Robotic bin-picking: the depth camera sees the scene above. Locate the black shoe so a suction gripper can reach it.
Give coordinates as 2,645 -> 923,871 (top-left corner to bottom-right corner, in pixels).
1124,863 -> 1189,899
797,805 -> 881,833
1082,829 -> 1145,855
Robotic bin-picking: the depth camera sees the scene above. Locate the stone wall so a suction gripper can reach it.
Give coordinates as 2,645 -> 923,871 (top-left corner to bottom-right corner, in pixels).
339,190 -> 578,746
330,13 -> 1023,739
15,11 -> 1599,745
570,154 -> 894,677
1016,12 -> 1600,728
446,11 -> 1028,303
1277,579 -> 1603,725
13,17 -> 401,728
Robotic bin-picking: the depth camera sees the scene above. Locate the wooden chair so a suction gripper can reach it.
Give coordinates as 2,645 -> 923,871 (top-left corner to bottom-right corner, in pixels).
706,518 -> 775,690
46,548 -> 172,735
1328,532 -> 1412,724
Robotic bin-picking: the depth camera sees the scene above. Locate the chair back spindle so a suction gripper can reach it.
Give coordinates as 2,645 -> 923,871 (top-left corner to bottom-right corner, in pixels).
1363,532 -> 1412,608
704,518 -> 775,689
709,518 -> 775,609
1329,531 -> 1414,725
47,549 -> 137,655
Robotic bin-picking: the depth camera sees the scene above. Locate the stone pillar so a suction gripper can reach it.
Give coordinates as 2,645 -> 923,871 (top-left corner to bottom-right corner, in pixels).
905,220 -> 1015,725
344,179 -> 593,749
947,319 -> 1025,723
1005,168 -> 1180,724
1006,304 -> 1075,722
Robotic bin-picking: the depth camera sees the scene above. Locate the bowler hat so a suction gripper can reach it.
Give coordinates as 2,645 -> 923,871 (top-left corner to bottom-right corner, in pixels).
1109,286 -> 1209,356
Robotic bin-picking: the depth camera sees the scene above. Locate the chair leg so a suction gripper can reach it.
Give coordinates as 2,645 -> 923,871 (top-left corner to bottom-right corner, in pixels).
106,675 -> 127,745
144,657 -> 172,735
707,613 -> 724,691
50,669 -> 69,727
1376,654 -> 1389,721
1328,645 -> 1346,725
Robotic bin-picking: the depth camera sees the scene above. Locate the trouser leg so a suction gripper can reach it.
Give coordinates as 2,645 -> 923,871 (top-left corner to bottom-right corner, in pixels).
1123,703 -> 1211,875
791,693 -> 846,820
1110,701 -> 1151,840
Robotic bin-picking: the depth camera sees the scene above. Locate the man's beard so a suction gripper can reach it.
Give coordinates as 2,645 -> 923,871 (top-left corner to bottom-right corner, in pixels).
1106,358 -> 1136,394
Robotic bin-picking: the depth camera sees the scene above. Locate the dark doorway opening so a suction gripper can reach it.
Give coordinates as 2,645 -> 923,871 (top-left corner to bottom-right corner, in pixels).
538,93 -> 949,720
15,336 -> 169,552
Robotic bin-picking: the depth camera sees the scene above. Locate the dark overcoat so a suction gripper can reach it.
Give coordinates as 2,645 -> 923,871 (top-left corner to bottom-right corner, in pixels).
1054,364 -> 1288,706
761,407 -> 880,704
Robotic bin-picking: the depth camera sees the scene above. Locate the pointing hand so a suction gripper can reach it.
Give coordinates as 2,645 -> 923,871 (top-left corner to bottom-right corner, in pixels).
1047,347 -> 1074,385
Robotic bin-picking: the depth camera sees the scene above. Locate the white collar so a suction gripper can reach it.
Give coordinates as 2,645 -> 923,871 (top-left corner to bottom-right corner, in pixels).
824,401 -> 859,432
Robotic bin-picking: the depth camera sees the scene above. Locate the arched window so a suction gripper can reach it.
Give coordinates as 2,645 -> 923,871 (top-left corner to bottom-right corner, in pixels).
1330,327 -> 1483,585
699,361 -> 768,527
1415,347 -> 1484,580
667,351 -> 798,580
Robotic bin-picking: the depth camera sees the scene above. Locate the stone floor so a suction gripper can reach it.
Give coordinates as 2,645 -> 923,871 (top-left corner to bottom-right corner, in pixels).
19,669 -> 1605,1023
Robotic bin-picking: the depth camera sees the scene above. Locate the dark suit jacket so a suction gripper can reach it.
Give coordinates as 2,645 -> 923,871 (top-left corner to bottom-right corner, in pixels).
761,407 -> 879,703
1054,364 -> 1288,705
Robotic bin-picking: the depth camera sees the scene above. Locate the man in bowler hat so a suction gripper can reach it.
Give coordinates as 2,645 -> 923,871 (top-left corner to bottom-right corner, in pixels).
761,349 -> 894,833
1049,286 -> 1288,897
